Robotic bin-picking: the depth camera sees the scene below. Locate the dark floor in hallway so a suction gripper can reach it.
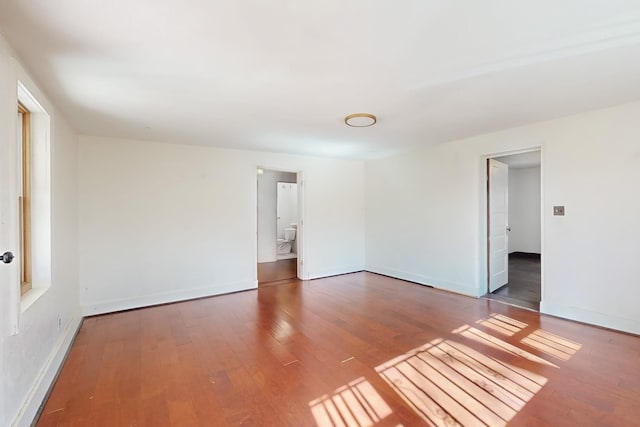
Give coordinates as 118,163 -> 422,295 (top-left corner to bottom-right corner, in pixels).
490,252 -> 541,310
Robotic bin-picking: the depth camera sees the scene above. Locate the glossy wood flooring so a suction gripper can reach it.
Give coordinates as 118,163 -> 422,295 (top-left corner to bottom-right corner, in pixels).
38,272 -> 640,426
257,258 -> 297,285
489,253 -> 541,311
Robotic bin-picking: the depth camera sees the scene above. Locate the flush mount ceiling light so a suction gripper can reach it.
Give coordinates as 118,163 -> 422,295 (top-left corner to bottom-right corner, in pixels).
344,113 -> 377,127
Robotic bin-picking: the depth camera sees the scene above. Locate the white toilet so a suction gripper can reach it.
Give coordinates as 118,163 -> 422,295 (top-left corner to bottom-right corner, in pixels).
277,225 -> 297,254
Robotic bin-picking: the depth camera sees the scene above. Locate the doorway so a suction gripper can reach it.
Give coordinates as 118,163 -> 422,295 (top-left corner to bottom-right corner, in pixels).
256,168 -> 302,285
485,150 -> 541,310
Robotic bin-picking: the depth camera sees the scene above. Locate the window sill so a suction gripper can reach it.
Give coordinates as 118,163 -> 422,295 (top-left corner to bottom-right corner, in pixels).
21,287 -> 48,313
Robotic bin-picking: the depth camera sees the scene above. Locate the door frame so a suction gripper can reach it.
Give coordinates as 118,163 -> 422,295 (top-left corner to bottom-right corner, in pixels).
480,147 -> 543,302
254,166 -> 306,283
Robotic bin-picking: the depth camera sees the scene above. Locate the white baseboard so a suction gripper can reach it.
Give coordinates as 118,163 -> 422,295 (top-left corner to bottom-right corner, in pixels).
81,280 -> 258,316
365,264 -> 482,297
11,316 -> 82,427
306,265 -> 364,280
540,300 -> 640,335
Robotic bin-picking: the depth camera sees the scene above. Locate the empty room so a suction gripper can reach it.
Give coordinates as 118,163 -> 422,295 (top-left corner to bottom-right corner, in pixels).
1,1 -> 640,426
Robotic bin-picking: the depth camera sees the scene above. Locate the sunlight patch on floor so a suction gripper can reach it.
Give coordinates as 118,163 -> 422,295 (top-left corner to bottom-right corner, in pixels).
452,325 -> 558,368
375,338 -> 547,427
309,314 -> 583,426
309,377 -> 393,427
476,313 -> 528,336
521,329 -> 582,361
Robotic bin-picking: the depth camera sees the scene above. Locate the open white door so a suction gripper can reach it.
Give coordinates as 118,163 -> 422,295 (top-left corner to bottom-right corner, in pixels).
0,129 -> 8,427
488,159 -> 509,292
1,94 -> 19,422
296,172 -> 305,279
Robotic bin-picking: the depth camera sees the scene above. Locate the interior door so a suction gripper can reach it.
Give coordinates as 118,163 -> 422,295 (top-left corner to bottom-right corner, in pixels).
0,135 -> 7,427
296,173 -> 304,279
488,158 -> 509,292
1,99 -> 19,418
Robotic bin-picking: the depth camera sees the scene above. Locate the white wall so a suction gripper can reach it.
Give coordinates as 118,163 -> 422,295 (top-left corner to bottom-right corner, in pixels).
257,170 -> 296,263
0,35 -> 80,427
365,100 -> 640,335
508,167 -> 541,254
78,136 -> 365,315
365,141 -> 482,295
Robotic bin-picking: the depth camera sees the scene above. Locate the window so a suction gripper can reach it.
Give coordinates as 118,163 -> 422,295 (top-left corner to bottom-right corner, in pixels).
16,80 -> 52,310
18,102 -> 32,295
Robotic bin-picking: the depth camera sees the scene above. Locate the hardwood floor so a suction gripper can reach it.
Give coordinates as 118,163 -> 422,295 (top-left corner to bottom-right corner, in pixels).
37,272 -> 640,426
257,258 -> 297,285
490,253 -> 541,311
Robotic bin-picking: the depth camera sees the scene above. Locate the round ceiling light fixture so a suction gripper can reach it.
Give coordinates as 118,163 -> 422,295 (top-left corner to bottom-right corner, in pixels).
344,113 -> 377,127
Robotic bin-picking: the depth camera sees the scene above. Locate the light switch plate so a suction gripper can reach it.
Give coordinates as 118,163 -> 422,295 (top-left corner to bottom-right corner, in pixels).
553,206 -> 565,216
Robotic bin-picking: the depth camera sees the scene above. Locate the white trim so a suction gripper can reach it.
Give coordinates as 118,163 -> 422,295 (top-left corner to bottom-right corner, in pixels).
365,264 -> 480,297
7,64 -> 54,335
254,166 -> 306,281
81,280 -> 257,316
307,265 -> 365,281
479,146 -> 543,299
419,17 -> 640,91
19,288 -> 47,313
10,316 -> 82,427
253,168 -> 258,281
540,301 -> 640,336
539,149 -> 546,307
17,82 -> 46,114
17,77 -> 53,315
296,171 -> 305,280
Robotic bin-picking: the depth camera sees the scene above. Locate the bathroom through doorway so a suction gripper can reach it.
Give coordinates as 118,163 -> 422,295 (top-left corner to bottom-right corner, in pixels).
256,168 -> 302,285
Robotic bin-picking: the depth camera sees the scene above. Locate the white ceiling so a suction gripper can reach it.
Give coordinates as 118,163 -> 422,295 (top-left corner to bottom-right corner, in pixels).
2,1 -> 640,159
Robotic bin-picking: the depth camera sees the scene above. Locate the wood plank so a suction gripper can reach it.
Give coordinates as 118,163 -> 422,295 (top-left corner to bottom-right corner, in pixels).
257,258 -> 297,284
36,272 -> 640,426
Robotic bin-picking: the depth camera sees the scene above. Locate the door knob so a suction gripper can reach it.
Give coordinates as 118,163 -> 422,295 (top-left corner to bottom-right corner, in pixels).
506,226 -> 511,232
2,251 -> 15,264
